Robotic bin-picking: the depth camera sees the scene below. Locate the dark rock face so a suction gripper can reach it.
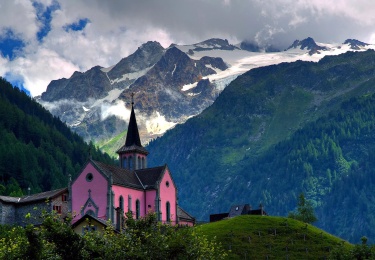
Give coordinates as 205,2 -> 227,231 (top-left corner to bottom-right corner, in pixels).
344,39 -> 369,50
286,37 -> 328,55
119,46 -> 225,120
41,42 -> 165,103
39,40 -> 228,144
107,41 -> 165,80
190,38 -> 239,51
41,66 -> 113,102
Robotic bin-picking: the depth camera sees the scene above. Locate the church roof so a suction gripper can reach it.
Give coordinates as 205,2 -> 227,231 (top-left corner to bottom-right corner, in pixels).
92,160 -> 143,189
90,160 -> 166,190
116,103 -> 148,155
126,104 -> 142,147
135,166 -> 166,189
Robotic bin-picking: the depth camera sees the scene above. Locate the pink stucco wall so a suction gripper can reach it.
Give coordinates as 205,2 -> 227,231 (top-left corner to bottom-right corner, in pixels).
71,163 -> 108,222
145,190 -> 156,213
112,186 -> 157,221
112,186 -> 144,217
159,168 -> 177,223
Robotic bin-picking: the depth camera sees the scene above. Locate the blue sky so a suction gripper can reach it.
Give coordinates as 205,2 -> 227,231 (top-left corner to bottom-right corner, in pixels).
0,0 -> 375,97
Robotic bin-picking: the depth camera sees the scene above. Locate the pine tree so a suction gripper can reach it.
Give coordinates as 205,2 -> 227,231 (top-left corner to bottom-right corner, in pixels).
288,193 -> 317,224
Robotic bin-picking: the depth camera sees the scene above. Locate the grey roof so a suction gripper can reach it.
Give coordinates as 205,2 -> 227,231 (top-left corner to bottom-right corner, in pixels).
0,187 -> 68,205
91,160 -> 166,190
228,204 -> 251,217
135,166 -> 166,189
0,196 -> 21,203
177,206 -> 195,222
116,144 -> 148,155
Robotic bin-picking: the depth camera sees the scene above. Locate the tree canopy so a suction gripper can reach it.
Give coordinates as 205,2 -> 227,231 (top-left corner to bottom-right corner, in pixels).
288,193 -> 317,224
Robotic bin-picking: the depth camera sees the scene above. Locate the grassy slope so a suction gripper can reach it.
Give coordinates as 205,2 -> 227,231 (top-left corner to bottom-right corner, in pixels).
197,215 -> 351,259
97,130 -> 127,158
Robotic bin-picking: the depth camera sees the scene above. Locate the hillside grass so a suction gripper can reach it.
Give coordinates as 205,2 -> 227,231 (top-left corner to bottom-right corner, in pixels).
196,215 -> 351,259
97,130 -> 127,157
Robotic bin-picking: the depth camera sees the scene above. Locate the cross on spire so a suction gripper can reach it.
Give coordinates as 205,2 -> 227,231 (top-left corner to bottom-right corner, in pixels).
131,92 -> 134,106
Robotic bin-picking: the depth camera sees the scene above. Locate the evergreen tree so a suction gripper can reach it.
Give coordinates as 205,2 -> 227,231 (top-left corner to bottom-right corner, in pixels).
288,193 -> 317,224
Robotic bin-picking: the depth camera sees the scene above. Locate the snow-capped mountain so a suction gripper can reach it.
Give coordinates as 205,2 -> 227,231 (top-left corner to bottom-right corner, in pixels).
37,37 -> 375,155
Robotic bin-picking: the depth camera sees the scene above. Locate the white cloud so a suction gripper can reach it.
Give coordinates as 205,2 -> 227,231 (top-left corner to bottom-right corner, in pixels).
0,1 -> 38,41
0,0 -> 374,97
100,100 -> 130,122
8,48 -> 79,97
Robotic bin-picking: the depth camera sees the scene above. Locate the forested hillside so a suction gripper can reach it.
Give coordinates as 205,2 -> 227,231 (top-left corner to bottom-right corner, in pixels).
0,78 -> 114,196
147,49 -> 375,242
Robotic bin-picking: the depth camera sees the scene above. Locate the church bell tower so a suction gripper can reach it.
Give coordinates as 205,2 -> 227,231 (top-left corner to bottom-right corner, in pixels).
116,94 -> 148,170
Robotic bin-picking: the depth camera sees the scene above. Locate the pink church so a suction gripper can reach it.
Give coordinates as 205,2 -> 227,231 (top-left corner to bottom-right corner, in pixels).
70,100 -> 195,227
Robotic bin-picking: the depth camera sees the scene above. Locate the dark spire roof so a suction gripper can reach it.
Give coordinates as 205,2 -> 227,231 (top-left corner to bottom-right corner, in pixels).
125,103 -> 142,147
116,95 -> 148,155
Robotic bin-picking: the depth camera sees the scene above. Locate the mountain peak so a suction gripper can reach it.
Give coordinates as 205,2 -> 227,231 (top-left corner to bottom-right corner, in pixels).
138,41 -> 164,52
343,39 -> 369,50
191,38 -> 239,51
286,37 -> 327,55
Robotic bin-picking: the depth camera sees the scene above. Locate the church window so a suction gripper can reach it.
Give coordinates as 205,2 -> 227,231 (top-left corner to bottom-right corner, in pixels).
136,200 -> 140,219
119,196 -> 124,211
122,157 -> 127,168
86,173 -> 93,182
86,209 -> 95,216
166,181 -> 169,187
82,225 -> 97,234
166,202 -> 171,222
138,156 -> 141,169
53,205 -> 62,214
128,195 -> 132,212
128,156 -> 133,170
142,157 -> 145,168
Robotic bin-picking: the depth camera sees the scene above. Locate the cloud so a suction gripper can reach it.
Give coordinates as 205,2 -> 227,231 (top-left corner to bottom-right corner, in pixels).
0,0 -> 374,97
100,100 -> 130,122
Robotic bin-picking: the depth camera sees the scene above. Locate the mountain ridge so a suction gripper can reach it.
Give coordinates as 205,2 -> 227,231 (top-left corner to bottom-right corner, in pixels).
38,37 -> 375,157
146,49 -> 375,243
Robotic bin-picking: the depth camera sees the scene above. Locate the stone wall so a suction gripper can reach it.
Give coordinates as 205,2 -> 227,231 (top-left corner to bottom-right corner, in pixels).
15,201 -> 50,226
0,202 -> 16,225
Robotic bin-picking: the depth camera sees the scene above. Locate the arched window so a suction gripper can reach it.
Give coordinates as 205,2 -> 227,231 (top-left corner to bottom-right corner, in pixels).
119,196 -> 124,211
128,195 -> 132,212
142,157 -> 145,168
138,156 -> 141,169
166,201 -> 170,222
136,200 -> 140,219
86,209 -> 95,217
128,156 -> 133,170
122,157 -> 127,168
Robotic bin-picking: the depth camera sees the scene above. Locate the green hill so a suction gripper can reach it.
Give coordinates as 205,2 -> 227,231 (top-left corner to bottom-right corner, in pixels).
147,50 -> 375,243
197,215 -> 351,259
0,78 -> 115,195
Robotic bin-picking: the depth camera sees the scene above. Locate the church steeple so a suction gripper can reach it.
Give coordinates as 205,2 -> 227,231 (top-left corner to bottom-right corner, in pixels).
116,94 -> 148,170
124,97 -> 142,147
